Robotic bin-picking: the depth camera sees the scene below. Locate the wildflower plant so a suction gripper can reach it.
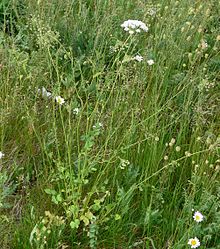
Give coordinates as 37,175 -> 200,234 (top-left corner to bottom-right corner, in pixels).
1,0 -> 220,248
29,211 -> 65,249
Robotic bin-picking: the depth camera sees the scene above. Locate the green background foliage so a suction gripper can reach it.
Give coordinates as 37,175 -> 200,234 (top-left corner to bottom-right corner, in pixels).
0,0 -> 219,248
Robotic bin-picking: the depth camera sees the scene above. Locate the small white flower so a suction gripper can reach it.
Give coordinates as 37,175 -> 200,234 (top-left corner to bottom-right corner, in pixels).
188,237 -> 200,248
134,55 -> 143,62
154,136 -> 159,142
120,159 -> 130,169
193,211 -> 204,223
55,96 -> 65,105
73,107 -> 80,115
147,59 -> 154,65
0,151 -> 5,159
175,146 -> 181,152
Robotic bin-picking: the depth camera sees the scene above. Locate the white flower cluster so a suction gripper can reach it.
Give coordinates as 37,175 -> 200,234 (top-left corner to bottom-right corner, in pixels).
73,107 -> 80,115
121,20 -> 148,34
147,59 -> 154,65
134,55 -> 143,62
120,159 -> 130,169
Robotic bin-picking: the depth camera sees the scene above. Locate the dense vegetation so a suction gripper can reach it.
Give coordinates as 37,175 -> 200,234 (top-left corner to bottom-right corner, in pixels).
0,0 -> 220,248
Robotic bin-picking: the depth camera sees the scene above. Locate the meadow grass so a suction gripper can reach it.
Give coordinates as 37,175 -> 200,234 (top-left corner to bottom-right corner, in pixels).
0,0 -> 220,248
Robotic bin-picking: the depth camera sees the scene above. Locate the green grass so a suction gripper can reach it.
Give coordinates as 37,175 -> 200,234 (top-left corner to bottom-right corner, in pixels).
0,0 -> 220,248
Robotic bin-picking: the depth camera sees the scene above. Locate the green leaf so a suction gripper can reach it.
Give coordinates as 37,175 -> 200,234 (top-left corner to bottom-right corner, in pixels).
70,219 -> 80,229
56,194 -> 62,203
69,205 -> 79,216
85,211 -> 94,220
52,195 -> 58,204
80,215 -> 90,226
114,214 -> 121,221
92,200 -> 101,211
93,72 -> 102,79
44,188 -> 57,195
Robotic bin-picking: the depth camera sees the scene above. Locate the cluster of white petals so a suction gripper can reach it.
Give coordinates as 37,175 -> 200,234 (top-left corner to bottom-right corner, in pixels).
73,107 -> 80,115
193,211 -> 204,223
134,55 -> 143,62
55,96 -> 65,105
147,59 -> 155,65
0,151 -> 5,159
121,20 -> 148,34
188,237 -> 200,248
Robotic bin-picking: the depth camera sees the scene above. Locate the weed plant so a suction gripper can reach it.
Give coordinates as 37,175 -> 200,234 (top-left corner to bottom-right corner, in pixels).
0,0 -> 220,248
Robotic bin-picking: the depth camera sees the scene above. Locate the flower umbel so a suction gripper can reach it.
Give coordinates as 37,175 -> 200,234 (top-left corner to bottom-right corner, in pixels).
188,237 -> 200,248
121,20 -> 148,34
134,55 -> 143,62
193,211 -> 204,223
120,159 -> 130,169
55,96 -> 65,105
73,107 -> 80,115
